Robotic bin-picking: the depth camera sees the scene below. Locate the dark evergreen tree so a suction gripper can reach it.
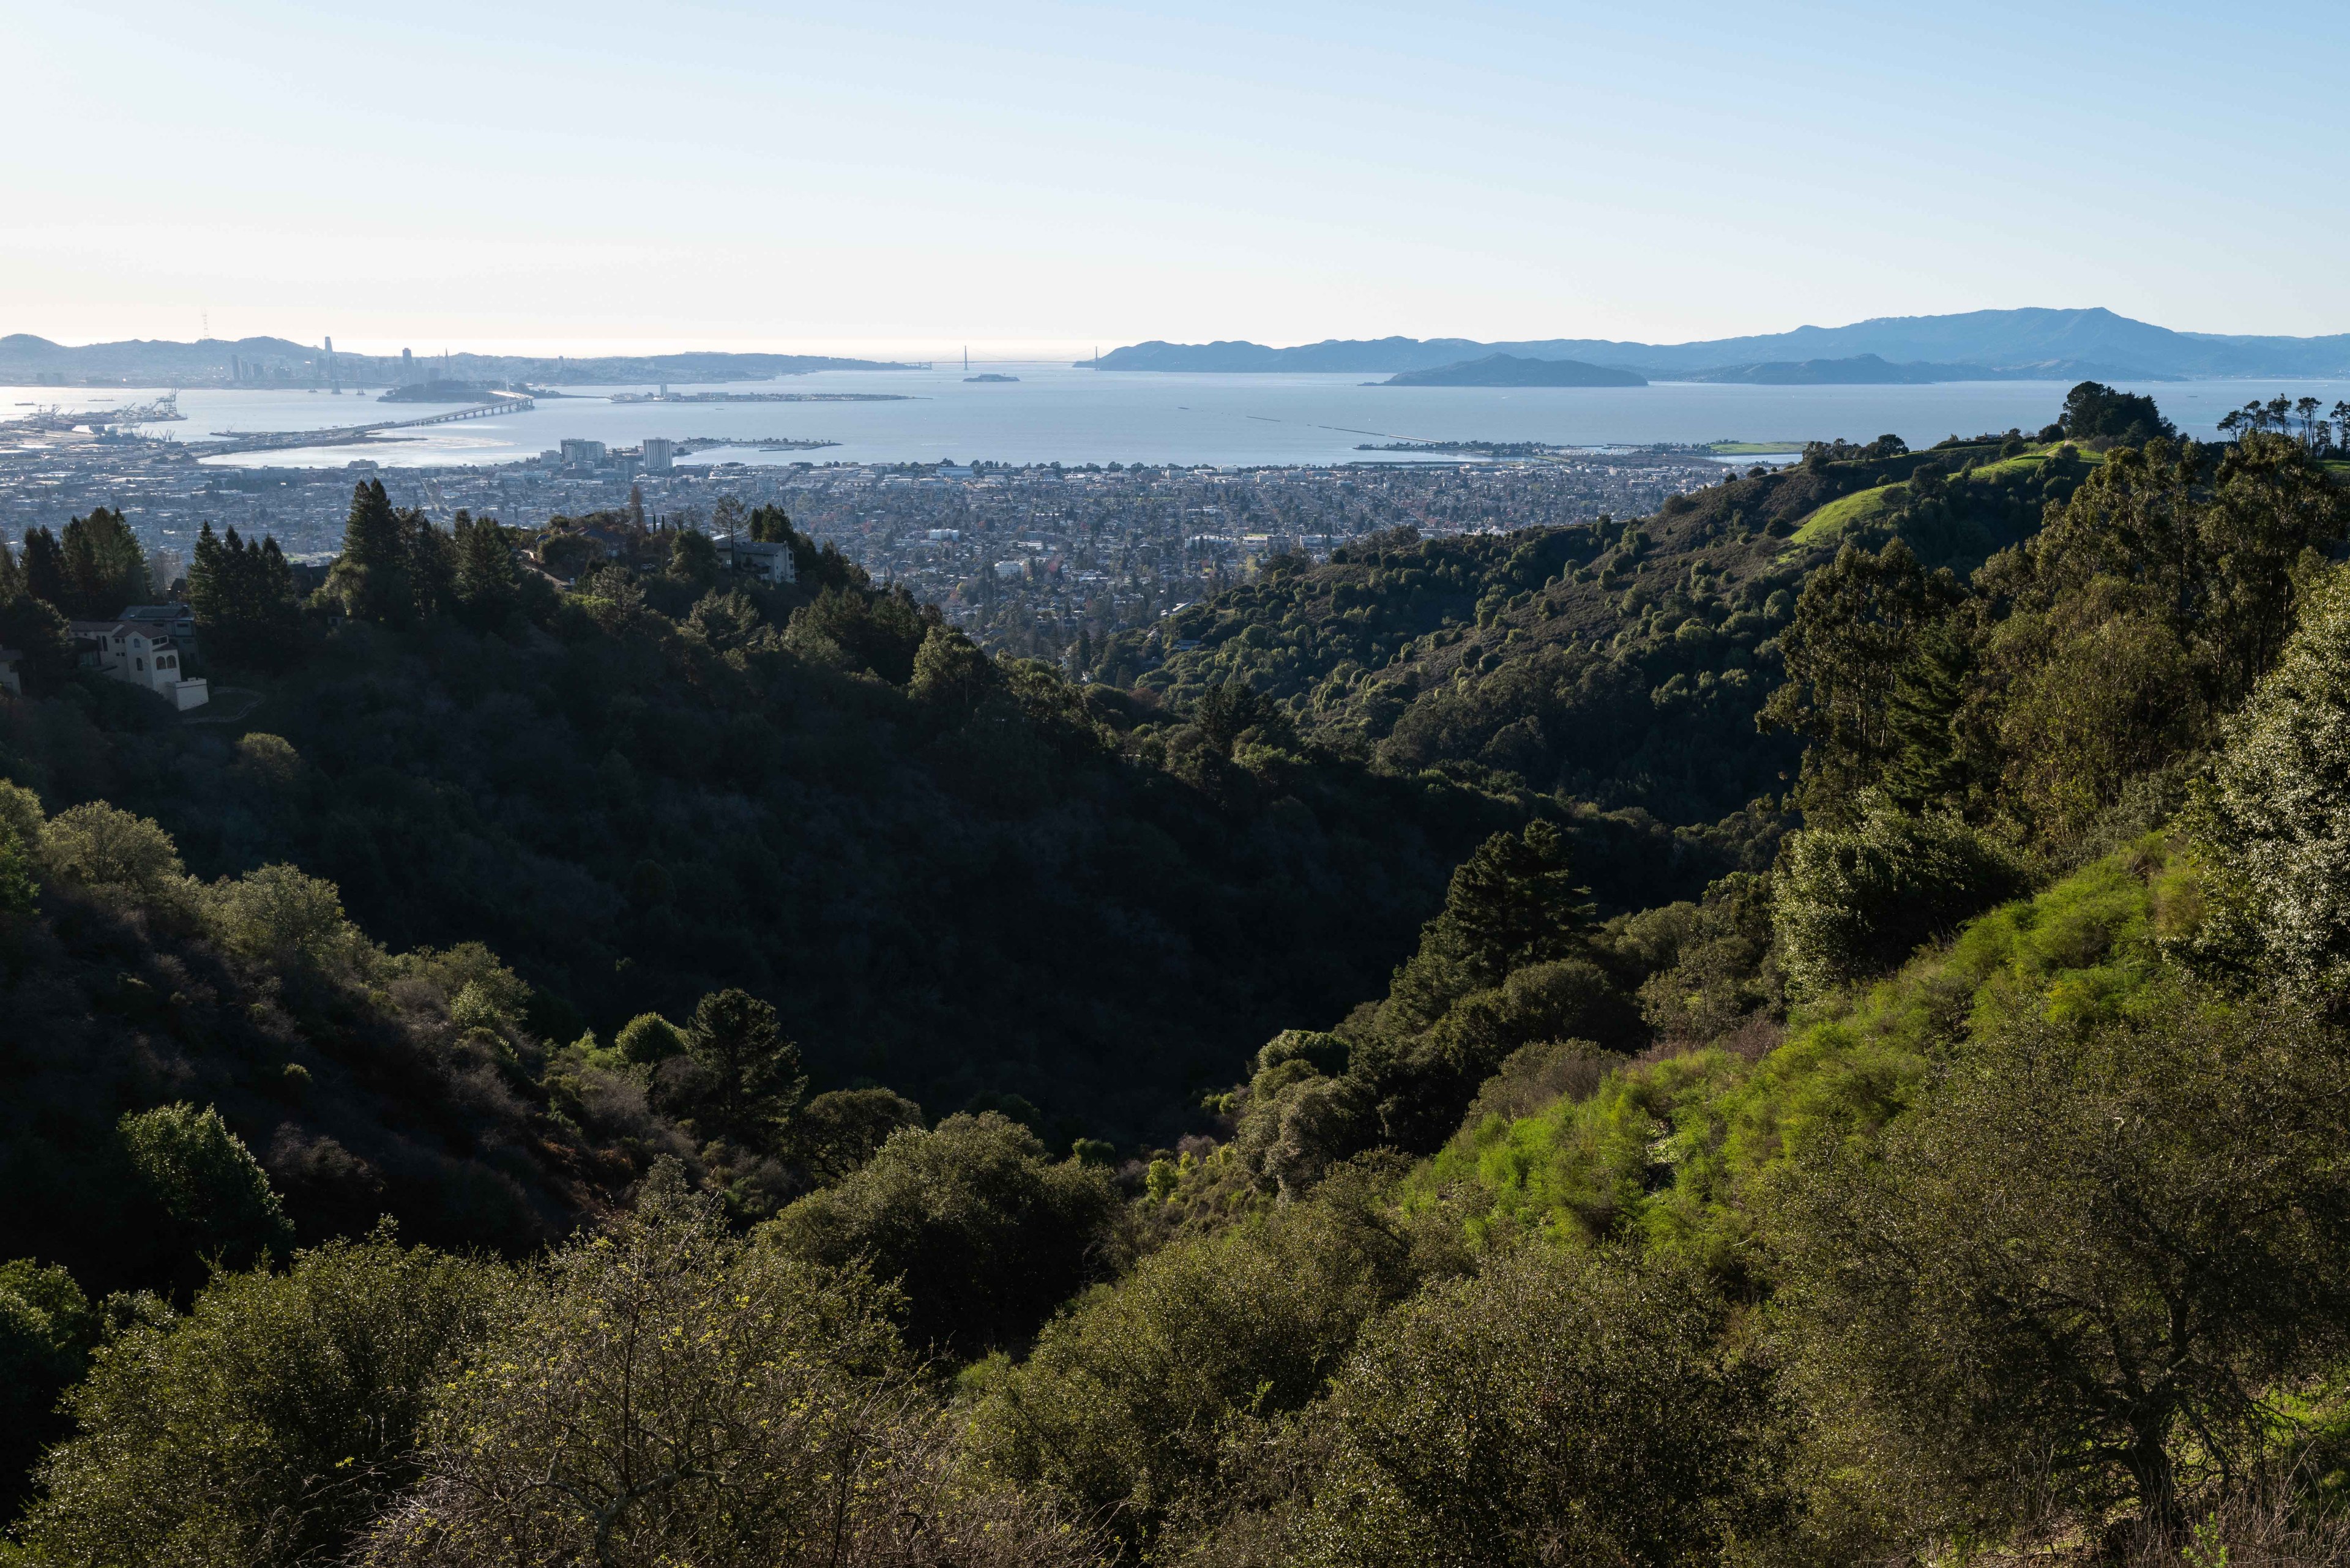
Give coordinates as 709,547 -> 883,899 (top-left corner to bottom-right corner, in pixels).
657,989 -> 807,1152
1761,537 -> 1966,826
57,507 -> 148,619
1880,617 -> 1974,812
188,522 -> 302,671
321,479 -> 412,625
2059,381 -> 2176,448
21,527 -> 65,611
406,508 -> 455,622
452,512 -> 521,629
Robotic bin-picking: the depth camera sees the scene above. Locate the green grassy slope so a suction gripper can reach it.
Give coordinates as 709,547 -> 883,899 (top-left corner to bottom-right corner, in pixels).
1401,840 -> 2182,1287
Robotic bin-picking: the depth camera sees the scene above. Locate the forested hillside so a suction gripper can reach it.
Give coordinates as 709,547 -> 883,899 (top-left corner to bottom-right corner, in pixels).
1102,416 -> 2107,831
1,490 -> 1539,1150
13,383 -> 2350,1567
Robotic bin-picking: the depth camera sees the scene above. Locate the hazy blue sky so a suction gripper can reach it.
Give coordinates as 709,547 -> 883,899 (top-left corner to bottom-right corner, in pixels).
5,0 -> 2345,357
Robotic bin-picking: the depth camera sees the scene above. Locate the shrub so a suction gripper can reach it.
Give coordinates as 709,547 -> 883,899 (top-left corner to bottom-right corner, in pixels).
765,1112 -> 1124,1357
1774,794 -> 2029,997
36,801 -> 185,897
1294,1247 -> 1785,1567
359,1175 -> 1089,1568
18,1230 -> 509,1568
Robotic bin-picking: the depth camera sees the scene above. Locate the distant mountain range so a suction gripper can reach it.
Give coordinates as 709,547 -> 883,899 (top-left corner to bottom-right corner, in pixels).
1087,308 -> 2350,381
0,334 -> 916,387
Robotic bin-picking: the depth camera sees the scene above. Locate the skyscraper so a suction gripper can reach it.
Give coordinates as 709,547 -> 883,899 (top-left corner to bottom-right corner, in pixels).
643,437 -> 674,473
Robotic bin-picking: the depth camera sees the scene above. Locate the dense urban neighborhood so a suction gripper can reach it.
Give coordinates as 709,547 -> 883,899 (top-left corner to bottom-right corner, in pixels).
0,418 -> 1728,658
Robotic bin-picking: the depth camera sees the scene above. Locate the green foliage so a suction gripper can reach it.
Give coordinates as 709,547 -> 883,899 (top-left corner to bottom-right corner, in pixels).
908,622 -> 1000,716
18,1229 -> 509,1568
21,526 -> 67,610
203,861 -> 370,975
0,818 -> 35,919
964,1169 -> 1417,1553
361,1175 -> 1091,1568
785,1086 -> 926,1188
188,521 -> 302,670
0,1258 -> 97,1517
54,507 -> 149,620
0,589 -> 73,693
441,510 -> 516,630
785,583 -> 937,682
1629,870 -> 1780,1042
663,525 -> 718,587
318,480 -> 452,627
765,1112 -> 1125,1357
1773,990 -> 2350,1539
1772,793 -> 2030,998
0,777 -> 43,853
1290,1247 -> 1785,1568
2062,379 -> 2177,447
612,1009 -> 685,1067
1,526 -> 1507,1149
0,801 -> 657,1321
1760,538 -> 1966,824
35,801 -> 185,897
2193,562 -> 2350,1005
1407,847 -> 2171,1282
1214,821 -> 1644,1190
656,987 -> 806,1152
1760,429 -> 2349,851
114,1103 -> 297,1291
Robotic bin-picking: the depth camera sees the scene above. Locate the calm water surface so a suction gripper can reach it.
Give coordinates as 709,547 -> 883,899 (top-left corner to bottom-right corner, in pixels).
9,368 -> 2343,469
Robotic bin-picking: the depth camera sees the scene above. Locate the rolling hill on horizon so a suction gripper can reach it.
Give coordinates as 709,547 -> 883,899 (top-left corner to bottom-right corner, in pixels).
0,333 -> 915,386
1087,306 -> 2350,379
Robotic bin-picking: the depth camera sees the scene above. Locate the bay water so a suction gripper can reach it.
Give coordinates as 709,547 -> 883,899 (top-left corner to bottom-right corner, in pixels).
9,367 -> 2344,470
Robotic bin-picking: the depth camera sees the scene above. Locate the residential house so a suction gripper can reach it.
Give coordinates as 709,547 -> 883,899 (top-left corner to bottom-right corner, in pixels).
69,619 -> 209,710
711,532 -> 797,586
119,603 -> 198,646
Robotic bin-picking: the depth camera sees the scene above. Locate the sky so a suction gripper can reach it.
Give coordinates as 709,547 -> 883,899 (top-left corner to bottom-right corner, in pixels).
4,0 -> 2348,359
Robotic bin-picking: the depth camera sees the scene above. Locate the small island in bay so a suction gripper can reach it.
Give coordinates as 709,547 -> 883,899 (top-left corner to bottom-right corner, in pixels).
963,373 -> 1020,383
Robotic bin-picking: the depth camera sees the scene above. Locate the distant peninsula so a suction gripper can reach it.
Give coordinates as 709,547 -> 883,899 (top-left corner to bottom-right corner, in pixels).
1379,354 -> 1646,388
1676,353 -> 2013,385
1081,307 -> 2350,380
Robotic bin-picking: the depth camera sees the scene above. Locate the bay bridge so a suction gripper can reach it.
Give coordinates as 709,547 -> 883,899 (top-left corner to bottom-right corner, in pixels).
196,392 -> 535,456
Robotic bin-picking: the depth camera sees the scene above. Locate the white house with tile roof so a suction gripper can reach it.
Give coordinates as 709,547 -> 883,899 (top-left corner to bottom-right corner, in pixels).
69,618 -> 209,709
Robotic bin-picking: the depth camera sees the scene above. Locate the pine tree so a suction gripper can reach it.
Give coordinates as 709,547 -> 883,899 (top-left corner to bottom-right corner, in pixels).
1881,618 -> 1973,811
188,523 -> 229,633
58,508 -> 147,619
189,521 -> 302,670
21,529 -> 65,610
322,480 -> 412,625
407,509 -> 455,622
452,513 -> 520,629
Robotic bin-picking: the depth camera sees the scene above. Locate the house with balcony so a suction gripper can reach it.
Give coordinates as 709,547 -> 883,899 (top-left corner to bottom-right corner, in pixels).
69,619 -> 209,710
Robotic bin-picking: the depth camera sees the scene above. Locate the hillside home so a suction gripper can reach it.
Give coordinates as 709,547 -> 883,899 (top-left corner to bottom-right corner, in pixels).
0,648 -> 21,696
69,619 -> 209,710
711,532 -> 797,585
119,602 -> 198,644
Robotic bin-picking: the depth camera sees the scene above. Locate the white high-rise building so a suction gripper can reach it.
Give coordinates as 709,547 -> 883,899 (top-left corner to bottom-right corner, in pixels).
643,436 -> 674,473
